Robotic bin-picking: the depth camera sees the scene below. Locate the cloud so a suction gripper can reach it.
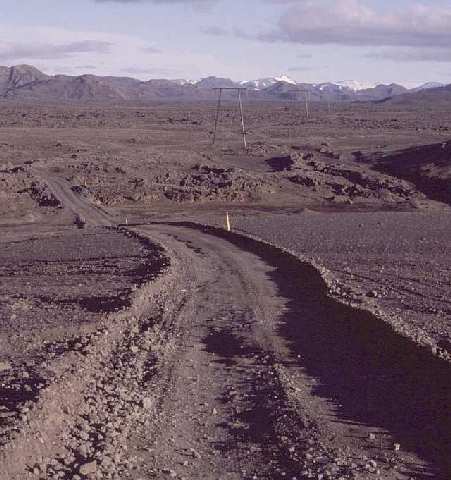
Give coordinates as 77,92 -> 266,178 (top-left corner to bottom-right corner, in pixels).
75,65 -> 98,70
288,66 -> 316,72
141,46 -> 162,54
259,0 -> 451,48
94,0 -> 213,4
120,66 -> 182,76
93,0 -> 219,14
0,40 -> 111,62
365,49 -> 451,63
297,53 -> 312,59
0,24 -> 227,80
201,25 -> 229,36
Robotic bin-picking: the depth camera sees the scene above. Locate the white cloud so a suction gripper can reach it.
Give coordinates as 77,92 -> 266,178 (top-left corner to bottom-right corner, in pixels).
0,40 -> 111,62
93,0 -> 218,11
0,25 -> 226,79
365,48 -> 451,63
260,0 -> 451,48
201,25 -> 228,36
95,0 -> 210,2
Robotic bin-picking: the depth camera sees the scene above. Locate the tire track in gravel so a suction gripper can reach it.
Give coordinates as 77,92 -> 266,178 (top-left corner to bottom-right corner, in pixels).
2,173 -> 448,479
122,224 -> 449,480
0,255 -> 174,480
153,222 -> 451,479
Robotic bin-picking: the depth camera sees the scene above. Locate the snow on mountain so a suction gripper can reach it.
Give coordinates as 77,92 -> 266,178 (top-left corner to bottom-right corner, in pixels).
241,75 -> 297,90
274,74 -> 297,85
3,64 -> 446,103
240,78 -> 276,90
172,79 -> 196,86
334,80 -> 377,91
175,76 -> 391,93
316,83 -> 342,92
411,82 -> 445,92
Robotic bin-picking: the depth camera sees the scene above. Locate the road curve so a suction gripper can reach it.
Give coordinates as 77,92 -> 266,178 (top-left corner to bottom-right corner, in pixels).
131,223 -> 450,479
3,173 -> 447,479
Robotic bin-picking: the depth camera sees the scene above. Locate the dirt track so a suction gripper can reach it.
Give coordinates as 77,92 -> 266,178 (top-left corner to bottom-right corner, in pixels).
34,170 -> 113,227
1,174 -> 449,479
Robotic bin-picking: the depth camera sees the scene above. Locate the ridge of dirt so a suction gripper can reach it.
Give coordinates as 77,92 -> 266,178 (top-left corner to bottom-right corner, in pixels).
0,228 -> 171,480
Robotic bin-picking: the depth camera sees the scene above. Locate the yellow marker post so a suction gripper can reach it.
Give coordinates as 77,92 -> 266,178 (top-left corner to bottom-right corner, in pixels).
226,212 -> 231,232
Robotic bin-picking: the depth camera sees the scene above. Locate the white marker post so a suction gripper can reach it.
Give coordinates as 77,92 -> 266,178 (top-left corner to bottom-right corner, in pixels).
226,212 -> 231,232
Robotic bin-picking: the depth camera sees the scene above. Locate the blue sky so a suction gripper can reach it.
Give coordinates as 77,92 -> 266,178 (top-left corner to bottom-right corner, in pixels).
1,0 -> 451,86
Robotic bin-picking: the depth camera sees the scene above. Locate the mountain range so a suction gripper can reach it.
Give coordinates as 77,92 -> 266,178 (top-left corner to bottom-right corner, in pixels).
0,65 -> 448,104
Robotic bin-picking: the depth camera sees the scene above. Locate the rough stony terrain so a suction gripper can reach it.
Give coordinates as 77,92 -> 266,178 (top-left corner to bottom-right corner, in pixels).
0,101 -> 450,479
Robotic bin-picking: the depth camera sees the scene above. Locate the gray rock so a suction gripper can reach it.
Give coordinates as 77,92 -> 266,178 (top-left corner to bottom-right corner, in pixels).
142,397 -> 153,410
0,361 -> 11,372
79,461 -> 97,475
162,468 -> 177,477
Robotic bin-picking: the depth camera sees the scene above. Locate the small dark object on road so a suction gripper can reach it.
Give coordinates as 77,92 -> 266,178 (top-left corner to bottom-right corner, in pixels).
74,214 -> 86,229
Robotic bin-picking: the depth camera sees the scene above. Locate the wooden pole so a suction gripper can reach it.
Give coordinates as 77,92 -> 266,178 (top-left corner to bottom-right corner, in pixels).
238,89 -> 247,149
305,90 -> 310,119
213,88 -> 222,145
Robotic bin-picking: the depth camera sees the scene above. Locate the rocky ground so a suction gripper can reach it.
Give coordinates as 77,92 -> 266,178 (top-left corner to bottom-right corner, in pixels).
0,100 -> 450,479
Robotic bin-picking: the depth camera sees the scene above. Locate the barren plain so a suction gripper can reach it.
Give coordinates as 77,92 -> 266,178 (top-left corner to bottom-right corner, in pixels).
0,100 -> 450,480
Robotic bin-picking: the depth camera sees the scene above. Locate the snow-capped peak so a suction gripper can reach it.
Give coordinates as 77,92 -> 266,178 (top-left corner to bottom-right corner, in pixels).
334,80 -> 377,91
274,74 -> 297,85
172,79 -> 196,86
241,75 -> 297,90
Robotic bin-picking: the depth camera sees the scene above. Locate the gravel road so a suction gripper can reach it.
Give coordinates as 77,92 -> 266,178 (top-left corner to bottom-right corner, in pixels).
1,174 -> 449,479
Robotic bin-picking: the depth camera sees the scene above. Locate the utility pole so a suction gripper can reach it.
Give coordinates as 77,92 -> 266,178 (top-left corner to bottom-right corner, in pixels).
238,89 -> 247,149
212,87 -> 248,149
305,90 -> 310,119
299,89 -> 310,119
212,88 -> 222,145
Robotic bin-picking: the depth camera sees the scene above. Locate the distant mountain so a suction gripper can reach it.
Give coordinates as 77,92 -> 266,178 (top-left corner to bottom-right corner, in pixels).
385,84 -> 451,106
411,82 -> 445,92
0,64 -> 448,104
171,79 -> 196,86
5,74 -> 128,101
259,80 -> 409,102
195,76 -> 239,89
1,67 -> 216,102
354,83 -> 409,102
241,75 -> 297,90
333,80 -> 377,91
241,78 -> 275,90
314,82 -> 356,101
0,65 -> 49,95
274,74 -> 297,85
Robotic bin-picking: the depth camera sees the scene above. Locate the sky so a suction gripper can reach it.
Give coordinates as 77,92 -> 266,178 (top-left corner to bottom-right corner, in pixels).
1,0 -> 451,87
